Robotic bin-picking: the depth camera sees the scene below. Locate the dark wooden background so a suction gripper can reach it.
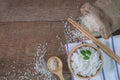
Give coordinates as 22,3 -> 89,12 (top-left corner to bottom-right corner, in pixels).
0,0 -> 106,79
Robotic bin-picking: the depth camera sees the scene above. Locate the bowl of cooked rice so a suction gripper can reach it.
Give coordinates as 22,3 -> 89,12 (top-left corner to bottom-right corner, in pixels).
67,43 -> 103,79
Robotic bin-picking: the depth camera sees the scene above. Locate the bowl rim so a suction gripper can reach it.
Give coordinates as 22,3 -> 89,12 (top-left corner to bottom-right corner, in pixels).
67,43 -> 103,79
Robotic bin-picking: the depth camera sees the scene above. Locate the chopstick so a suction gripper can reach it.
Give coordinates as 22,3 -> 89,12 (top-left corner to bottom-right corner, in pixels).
67,18 -> 120,64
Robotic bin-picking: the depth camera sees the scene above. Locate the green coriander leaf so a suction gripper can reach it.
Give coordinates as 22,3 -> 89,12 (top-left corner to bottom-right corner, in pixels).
84,56 -> 90,60
80,50 -> 86,56
86,50 -> 91,56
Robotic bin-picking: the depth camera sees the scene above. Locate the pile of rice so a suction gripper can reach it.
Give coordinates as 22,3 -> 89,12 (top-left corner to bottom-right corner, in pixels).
71,46 -> 102,77
48,58 -> 58,71
81,14 -> 103,37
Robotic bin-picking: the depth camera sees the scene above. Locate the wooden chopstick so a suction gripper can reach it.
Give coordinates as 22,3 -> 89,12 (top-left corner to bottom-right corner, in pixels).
67,18 -> 120,64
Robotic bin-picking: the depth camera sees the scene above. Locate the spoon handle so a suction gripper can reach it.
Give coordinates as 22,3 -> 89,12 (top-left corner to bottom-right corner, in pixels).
58,72 -> 64,80
55,71 -> 64,80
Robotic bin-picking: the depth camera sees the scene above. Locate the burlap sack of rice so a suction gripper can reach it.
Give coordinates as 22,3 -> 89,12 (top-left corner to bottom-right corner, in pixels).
80,2 -> 113,39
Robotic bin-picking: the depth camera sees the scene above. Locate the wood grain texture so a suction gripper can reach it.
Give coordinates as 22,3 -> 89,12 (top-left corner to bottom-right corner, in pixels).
0,0 -> 96,79
0,21 -> 70,79
0,0 -> 96,22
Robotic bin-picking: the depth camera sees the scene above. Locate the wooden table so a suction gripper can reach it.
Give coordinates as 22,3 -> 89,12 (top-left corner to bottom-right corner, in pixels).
0,0 -> 106,80
0,21 -> 69,79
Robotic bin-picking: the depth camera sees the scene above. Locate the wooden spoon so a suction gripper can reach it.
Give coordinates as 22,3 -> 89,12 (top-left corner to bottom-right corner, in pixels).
47,56 -> 64,80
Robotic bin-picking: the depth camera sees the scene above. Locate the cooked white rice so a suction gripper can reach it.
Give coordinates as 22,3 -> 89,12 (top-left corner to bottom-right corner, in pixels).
71,46 -> 102,77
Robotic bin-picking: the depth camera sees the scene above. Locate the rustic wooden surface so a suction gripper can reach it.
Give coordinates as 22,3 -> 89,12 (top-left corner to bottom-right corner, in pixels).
0,1 -> 120,80
0,21 -> 70,79
0,0 -> 98,80
0,0 -> 95,22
